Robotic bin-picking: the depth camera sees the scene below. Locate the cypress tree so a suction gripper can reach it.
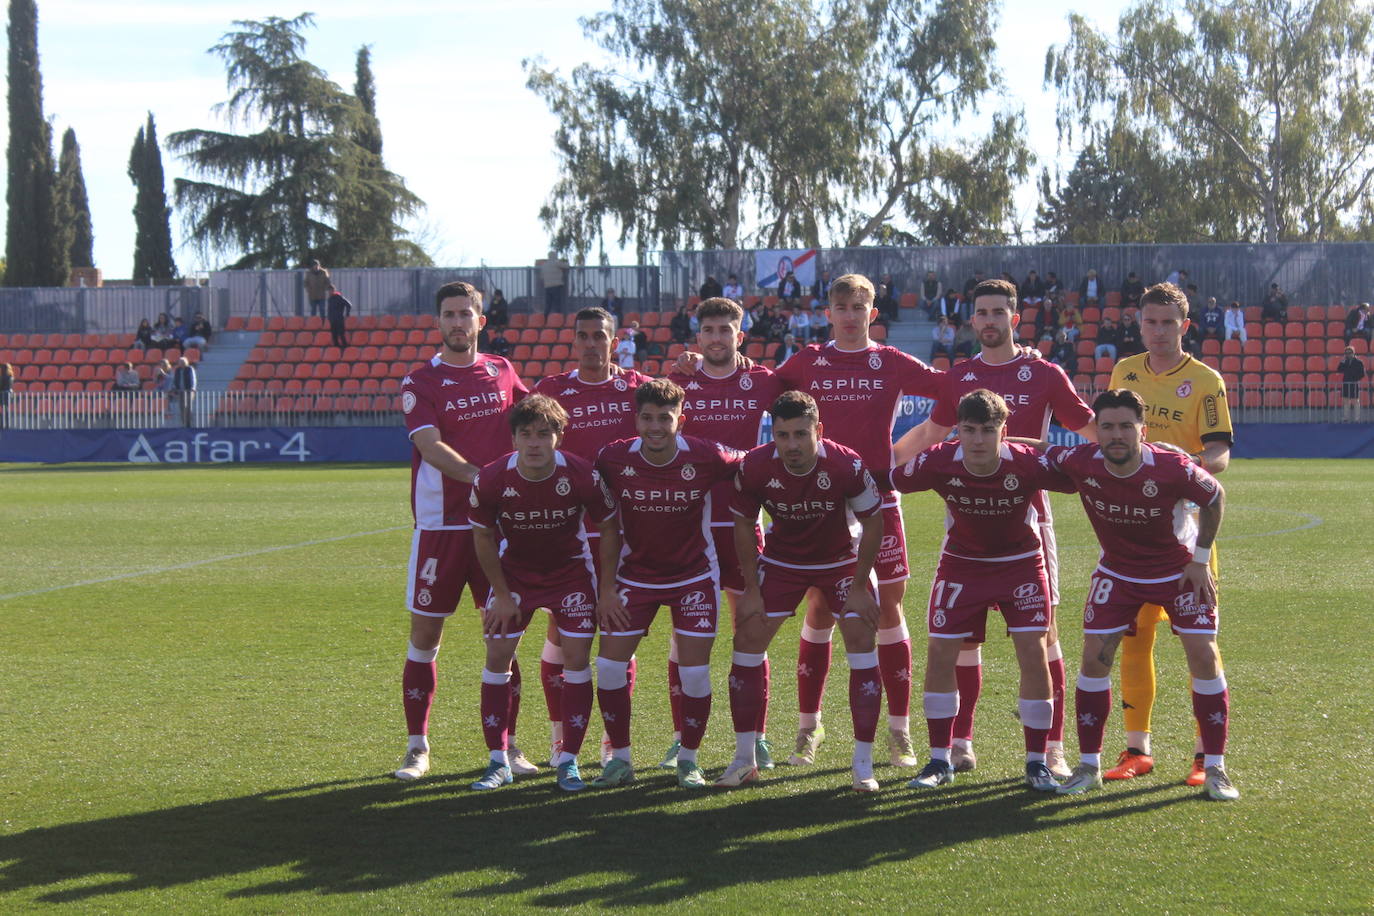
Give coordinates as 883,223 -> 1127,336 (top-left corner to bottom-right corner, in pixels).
57,127 -> 94,268
5,0 -> 64,286
128,112 -> 177,281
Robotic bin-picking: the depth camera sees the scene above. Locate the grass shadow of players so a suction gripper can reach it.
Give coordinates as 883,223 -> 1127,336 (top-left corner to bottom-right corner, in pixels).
0,767 -> 1192,908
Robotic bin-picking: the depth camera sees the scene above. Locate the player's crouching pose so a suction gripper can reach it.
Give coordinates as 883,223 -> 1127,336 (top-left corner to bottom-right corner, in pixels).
468,395 -> 619,792
1019,389 -> 1238,801
886,390 -> 1075,792
593,379 -> 744,789
722,391 -> 886,791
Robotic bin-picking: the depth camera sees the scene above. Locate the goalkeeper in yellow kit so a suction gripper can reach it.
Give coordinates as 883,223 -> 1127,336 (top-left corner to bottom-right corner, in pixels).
1108,283 -> 1233,786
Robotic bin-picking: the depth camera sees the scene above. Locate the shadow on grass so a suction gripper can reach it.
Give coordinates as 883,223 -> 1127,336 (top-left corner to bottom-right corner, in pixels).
0,765 -> 1191,906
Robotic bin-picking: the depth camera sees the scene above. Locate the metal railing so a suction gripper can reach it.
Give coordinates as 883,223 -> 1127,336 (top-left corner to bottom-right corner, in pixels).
0,388 -> 401,430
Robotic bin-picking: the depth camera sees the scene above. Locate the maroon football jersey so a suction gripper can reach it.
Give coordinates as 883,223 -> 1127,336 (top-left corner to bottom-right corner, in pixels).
1046,442 -> 1220,582
533,367 -> 653,461
595,434 -> 744,587
931,352 -> 1093,438
887,441 -> 1074,561
468,450 -> 615,580
402,353 -> 527,529
732,438 -> 881,568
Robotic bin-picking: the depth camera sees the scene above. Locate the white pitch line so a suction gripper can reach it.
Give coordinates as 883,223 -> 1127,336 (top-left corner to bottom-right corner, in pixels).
1215,506 -> 1325,541
0,525 -> 410,602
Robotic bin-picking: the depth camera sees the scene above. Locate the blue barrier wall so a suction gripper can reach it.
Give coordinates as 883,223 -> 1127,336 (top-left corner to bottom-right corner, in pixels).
3,411 -> 1371,464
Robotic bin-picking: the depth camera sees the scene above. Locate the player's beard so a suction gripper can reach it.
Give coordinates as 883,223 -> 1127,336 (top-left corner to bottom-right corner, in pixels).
444,330 -> 473,354
979,326 -> 1008,349
703,348 -> 735,371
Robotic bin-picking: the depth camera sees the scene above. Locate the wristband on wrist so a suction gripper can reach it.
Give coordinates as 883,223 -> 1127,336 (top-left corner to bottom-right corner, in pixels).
1193,545 -> 1212,564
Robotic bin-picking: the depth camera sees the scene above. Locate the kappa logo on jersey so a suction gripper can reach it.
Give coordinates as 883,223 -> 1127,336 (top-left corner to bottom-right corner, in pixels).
1084,476 -> 1101,488
1195,616 -> 1212,627
686,381 -> 703,390
613,377 -> 628,391
1003,473 -> 1020,491
401,391 -> 417,414
868,352 -> 882,370
485,362 -> 500,377
767,478 -> 784,489
579,619 -> 594,629
560,388 -> 579,396
947,478 -> 965,487
694,619 -> 711,629
814,356 -> 830,366
416,588 -> 432,607
739,374 -> 753,390
1124,371 -> 1140,382
561,592 -> 587,609
401,375 -> 414,386
817,471 -> 831,490
1013,582 -> 1039,600
1018,365 -> 1033,382
962,373 -> 977,381
681,463 -> 696,480
621,465 -> 636,476
555,477 -> 571,496
1176,379 -> 1193,398
441,378 -> 460,386
502,487 -> 519,498
1142,478 -> 1158,498
917,453 -> 928,467
1032,612 -> 1046,622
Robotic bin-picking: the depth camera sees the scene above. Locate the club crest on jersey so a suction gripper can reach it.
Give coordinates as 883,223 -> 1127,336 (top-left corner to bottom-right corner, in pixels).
868,352 -> 882,370
1018,365 -> 1033,382
485,362 -> 500,377
1176,380 -> 1193,398
416,588 -> 432,607
562,592 -> 587,608
555,477 -> 571,496
932,610 -> 947,628
681,463 -> 696,480
739,374 -> 753,390
1003,473 -> 1020,491
817,471 -> 831,490
1142,479 -> 1158,498
614,377 -> 628,391
402,391 -> 416,414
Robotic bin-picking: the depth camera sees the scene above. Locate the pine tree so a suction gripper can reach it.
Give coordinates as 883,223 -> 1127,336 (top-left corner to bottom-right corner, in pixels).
5,0 -> 65,286
128,112 -> 178,281
57,128 -> 94,268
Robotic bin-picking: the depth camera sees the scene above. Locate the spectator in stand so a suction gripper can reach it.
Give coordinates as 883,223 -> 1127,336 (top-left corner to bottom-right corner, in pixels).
777,271 -> 803,306
963,269 -> 985,300
170,316 -> 189,347
184,312 -> 212,351
485,327 -> 512,357
788,301 -> 812,343
1078,268 -> 1104,305
487,289 -> 511,330
1262,283 -> 1288,324
699,274 -> 723,300
1058,298 -> 1083,341
112,362 -> 141,391
1200,297 -> 1225,341
756,302 -> 783,342
1050,328 -> 1078,377
1338,346 -> 1367,422
172,356 -> 197,426
933,287 -> 965,323
930,315 -> 955,361
152,358 -> 174,391
809,303 -> 830,341
304,259 -> 331,319
773,332 -> 800,363
880,272 -> 898,300
920,269 -> 941,316
1185,283 -> 1203,320
1224,300 -> 1248,344
1035,295 -> 1061,338
1020,269 -> 1046,307
1118,309 -> 1144,357
134,318 -> 154,351
722,273 -> 744,301
327,287 -> 353,349
874,282 -> 899,324
615,327 -> 637,369
1344,302 -> 1371,343
630,320 -> 649,358
0,363 -> 13,428
538,250 -> 569,315
1165,267 -> 1182,285
1043,271 -> 1063,299
150,313 -> 175,351
1122,271 -> 1145,309
811,270 -> 833,303
1182,320 -> 1204,358
670,302 -> 693,344
953,315 -> 977,358
1094,317 -> 1120,361
737,302 -> 754,336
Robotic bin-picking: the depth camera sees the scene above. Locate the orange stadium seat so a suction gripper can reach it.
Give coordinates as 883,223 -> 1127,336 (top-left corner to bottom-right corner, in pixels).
1283,339 -> 1303,356
900,293 -> 918,311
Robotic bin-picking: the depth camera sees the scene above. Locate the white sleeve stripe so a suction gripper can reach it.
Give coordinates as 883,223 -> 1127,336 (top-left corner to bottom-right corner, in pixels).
407,424 -> 437,439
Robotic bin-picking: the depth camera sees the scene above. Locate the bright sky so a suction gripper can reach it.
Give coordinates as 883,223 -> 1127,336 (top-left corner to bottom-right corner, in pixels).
3,0 -> 1127,277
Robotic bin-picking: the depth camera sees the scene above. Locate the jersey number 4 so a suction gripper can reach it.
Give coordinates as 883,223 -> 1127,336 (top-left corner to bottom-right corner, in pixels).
420,557 -> 439,586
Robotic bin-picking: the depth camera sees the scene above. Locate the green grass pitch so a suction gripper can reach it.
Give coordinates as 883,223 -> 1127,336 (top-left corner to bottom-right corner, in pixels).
0,459 -> 1370,912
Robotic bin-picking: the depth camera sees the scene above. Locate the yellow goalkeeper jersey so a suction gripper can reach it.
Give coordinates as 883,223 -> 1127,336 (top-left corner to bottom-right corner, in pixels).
1109,353 -> 1234,455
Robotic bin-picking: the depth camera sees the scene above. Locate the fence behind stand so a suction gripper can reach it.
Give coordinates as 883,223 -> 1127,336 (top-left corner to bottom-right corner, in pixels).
1,388 -> 399,430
